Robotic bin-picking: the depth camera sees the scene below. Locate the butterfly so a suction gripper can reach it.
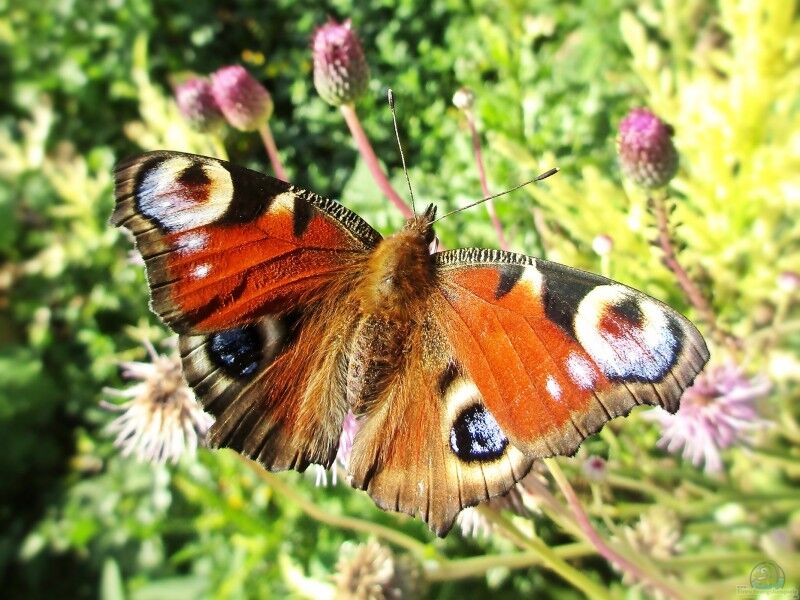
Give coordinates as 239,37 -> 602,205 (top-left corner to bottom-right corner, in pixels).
112,151 -> 709,535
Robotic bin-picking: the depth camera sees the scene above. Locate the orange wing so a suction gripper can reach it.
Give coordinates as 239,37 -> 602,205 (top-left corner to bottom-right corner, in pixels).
433,249 -> 709,459
112,151 -> 380,333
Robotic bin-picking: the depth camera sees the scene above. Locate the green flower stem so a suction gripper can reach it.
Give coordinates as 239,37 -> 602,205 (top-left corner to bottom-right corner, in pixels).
258,122 -> 288,181
339,102 -> 414,219
464,109 -> 509,251
655,551 -> 765,569
210,135 -> 228,161
478,505 -> 614,600
545,458 -> 684,599
233,454 -> 430,560
426,542 -> 595,582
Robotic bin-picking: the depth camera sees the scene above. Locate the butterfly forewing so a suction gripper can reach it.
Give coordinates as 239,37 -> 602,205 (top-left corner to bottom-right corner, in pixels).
433,249 -> 709,459
113,151 -> 380,472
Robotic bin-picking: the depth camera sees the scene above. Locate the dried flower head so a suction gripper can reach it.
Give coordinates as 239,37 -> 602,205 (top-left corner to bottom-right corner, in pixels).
452,87 -> 475,111
102,340 -> 213,464
617,108 -> 678,189
622,508 -> 682,562
334,540 -> 423,600
312,19 -> 370,107
210,65 -> 273,131
643,362 -> 771,473
174,77 -> 225,133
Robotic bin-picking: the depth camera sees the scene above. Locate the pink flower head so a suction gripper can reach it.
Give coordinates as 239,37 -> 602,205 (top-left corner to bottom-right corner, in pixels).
644,362 -> 771,473
617,108 -> 678,189
312,19 -> 369,106
315,410 -> 360,487
210,65 -> 273,131
174,77 -> 225,132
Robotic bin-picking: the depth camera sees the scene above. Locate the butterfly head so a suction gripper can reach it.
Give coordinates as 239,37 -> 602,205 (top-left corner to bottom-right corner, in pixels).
404,203 -> 437,247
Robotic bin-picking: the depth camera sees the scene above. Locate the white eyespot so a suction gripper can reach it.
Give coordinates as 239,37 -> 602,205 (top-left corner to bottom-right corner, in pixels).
138,157 -> 233,232
574,285 -> 678,382
190,263 -> 211,279
566,352 -> 598,390
176,231 -> 209,254
545,375 -> 562,401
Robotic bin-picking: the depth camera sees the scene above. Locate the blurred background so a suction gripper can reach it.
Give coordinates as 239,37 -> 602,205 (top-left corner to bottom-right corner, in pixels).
2,0 -> 799,598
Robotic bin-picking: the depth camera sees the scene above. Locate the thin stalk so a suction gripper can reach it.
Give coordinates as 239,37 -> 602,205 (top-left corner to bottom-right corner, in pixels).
650,192 -> 733,348
210,135 -> 229,161
465,110 -> 509,250
234,453 -> 429,560
426,543 -> 595,582
545,458 -> 684,600
258,121 -> 288,181
339,103 -> 414,219
478,506 -> 613,600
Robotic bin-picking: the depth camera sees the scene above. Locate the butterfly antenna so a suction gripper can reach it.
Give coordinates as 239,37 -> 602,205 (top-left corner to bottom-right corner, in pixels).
433,167 -> 559,223
387,89 -> 417,215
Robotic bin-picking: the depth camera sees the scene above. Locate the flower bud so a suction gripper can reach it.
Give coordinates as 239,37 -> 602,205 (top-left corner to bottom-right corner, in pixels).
210,65 -> 273,131
617,108 -> 678,189
312,19 -> 369,106
592,234 -> 614,256
174,77 -> 225,132
452,87 -> 475,111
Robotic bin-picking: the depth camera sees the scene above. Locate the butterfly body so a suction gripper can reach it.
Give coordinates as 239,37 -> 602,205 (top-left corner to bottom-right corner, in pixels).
113,151 -> 709,535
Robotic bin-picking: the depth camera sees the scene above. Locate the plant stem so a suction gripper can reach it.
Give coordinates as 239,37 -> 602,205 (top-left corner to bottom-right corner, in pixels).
545,458 -> 683,599
426,543 -> 594,582
650,192 -> 733,348
465,110 -> 509,250
233,453 -> 430,560
339,103 -> 414,219
210,135 -> 229,161
258,122 -> 288,181
478,506 -> 613,600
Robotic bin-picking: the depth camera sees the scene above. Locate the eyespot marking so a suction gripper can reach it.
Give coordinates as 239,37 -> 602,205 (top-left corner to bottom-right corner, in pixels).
191,263 -> 211,279
575,285 -> 684,383
176,231 -> 209,254
566,352 -> 598,390
207,325 -> 263,379
449,404 -> 508,462
546,375 -> 562,400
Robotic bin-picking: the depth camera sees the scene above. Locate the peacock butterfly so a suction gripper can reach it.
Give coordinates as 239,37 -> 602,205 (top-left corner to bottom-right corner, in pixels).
112,151 -> 709,535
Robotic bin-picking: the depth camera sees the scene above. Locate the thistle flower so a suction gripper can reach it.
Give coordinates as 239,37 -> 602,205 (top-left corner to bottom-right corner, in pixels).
312,19 -> 369,107
210,65 -> 274,131
617,108 -> 678,189
174,77 -> 225,133
315,411 -> 359,487
102,340 -> 213,464
333,540 -> 423,600
643,362 -> 771,473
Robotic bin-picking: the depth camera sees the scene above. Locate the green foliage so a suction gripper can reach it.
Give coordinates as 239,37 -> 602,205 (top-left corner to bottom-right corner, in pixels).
2,0 -> 799,598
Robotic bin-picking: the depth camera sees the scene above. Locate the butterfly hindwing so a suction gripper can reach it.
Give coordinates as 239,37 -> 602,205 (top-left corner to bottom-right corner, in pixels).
347,312 -> 534,536
112,151 -> 381,334
434,249 -> 709,459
